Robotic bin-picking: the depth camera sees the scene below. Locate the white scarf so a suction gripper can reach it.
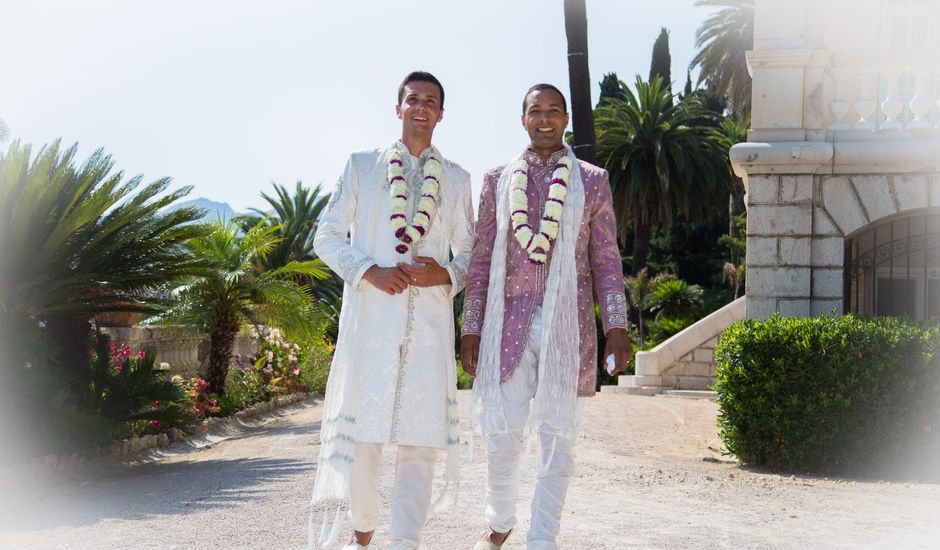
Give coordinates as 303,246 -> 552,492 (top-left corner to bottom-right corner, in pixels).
473,145 -> 584,440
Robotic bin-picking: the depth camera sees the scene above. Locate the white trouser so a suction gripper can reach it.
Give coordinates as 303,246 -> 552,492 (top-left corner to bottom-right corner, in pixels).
349,442 -> 438,549
480,308 -> 583,550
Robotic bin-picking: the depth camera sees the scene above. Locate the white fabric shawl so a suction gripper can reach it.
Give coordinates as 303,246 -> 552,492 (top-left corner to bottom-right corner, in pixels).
473,145 -> 585,440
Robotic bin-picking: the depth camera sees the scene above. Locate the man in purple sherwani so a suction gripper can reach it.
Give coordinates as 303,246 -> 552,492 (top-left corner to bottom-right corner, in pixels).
461,84 -> 631,549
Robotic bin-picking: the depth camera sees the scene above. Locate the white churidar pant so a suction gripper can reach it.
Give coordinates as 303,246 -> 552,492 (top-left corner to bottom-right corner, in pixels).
480,307 -> 584,550
349,443 -> 438,549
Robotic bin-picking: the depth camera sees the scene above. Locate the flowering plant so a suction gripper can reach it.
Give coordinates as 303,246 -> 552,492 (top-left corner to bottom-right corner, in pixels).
172,375 -> 220,417
249,325 -> 305,393
87,329 -> 194,438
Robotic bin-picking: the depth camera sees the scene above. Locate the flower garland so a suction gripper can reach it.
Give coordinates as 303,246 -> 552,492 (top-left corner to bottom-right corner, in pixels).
509,155 -> 572,264
387,147 -> 442,254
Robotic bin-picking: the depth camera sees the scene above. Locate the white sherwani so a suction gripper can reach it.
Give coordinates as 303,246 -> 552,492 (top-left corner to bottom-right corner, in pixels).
313,141 -> 474,451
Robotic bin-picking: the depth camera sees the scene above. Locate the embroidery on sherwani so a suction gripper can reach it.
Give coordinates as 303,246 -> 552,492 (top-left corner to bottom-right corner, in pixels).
387,147 -> 442,254
605,292 -> 628,328
508,156 -> 572,264
325,175 -> 343,213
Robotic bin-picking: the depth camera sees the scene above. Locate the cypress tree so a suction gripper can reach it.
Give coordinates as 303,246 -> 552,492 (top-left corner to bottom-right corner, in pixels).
649,27 -> 672,92
597,72 -> 626,107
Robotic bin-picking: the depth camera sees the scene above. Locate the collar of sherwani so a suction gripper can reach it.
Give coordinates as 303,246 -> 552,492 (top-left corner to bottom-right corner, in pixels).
393,140 -> 438,171
523,146 -> 567,168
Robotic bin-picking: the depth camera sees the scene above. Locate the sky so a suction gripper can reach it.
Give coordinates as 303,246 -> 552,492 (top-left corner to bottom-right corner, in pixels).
1,0 -> 709,212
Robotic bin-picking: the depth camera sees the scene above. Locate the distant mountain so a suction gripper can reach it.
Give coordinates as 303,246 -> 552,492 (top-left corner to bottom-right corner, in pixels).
167,198 -> 242,222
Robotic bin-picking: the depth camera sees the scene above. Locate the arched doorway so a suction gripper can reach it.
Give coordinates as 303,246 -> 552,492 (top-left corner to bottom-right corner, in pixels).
844,210 -> 940,320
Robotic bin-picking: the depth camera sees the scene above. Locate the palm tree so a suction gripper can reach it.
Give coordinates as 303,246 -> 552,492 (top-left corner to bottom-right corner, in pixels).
690,0 -> 754,122
238,181 -> 327,267
716,117 -> 749,237
236,181 -> 342,304
624,267 -> 655,348
0,140 -> 208,387
0,119 -> 9,143
595,75 -> 729,275
648,275 -> 704,321
564,0 -> 596,164
161,219 -> 330,394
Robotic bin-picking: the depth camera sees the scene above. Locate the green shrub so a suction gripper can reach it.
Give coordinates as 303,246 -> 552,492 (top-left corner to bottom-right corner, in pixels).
299,334 -> 334,394
456,361 -> 474,390
715,314 -> 940,477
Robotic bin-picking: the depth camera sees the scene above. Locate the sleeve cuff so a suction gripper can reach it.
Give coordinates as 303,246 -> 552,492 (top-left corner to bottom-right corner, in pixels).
602,291 -> 629,333
351,260 -> 376,289
461,296 -> 484,335
444,264 -> 469,298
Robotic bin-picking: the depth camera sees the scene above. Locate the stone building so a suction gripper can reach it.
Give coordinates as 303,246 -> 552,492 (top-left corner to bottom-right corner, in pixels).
731,0 -> 940,320
609,0 -> 939,396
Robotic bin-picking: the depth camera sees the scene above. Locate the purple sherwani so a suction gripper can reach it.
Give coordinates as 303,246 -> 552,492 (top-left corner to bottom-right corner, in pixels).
462,147 -> 628,396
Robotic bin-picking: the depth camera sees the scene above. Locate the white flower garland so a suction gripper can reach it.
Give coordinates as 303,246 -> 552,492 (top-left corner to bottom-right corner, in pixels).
509,155 -> 571,264
387,148 -> 442,254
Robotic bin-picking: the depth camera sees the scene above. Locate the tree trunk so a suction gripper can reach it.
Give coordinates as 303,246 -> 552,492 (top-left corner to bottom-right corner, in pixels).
564,0 -> 596,164
632,216 -> 652,276
45,314 -> 93,404
206,322 -> 239,395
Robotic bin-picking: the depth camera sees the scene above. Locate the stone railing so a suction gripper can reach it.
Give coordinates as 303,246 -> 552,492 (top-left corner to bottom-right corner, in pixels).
828,54 -> 940,132
602,297 -> 746,397
100,325 -> 257,374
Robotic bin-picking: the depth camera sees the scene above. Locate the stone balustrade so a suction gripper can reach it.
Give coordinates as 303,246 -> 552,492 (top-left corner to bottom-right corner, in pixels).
100,325 -> 258,374
828,55 -> 940,132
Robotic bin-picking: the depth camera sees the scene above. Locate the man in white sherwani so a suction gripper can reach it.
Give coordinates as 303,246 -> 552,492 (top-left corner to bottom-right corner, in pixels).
310,71 -> 475,550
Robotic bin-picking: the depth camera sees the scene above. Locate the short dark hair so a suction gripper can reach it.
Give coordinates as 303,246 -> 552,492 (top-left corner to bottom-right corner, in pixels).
522,83 -> 567,114
398,71 -> 445,108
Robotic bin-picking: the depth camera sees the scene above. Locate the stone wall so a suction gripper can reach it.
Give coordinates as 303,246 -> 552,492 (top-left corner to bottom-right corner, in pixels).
745,172 -> 940,319
658,336 -> 719,391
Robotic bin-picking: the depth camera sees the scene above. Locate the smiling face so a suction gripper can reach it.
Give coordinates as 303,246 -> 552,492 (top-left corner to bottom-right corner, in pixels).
396,80 -> 444,141
521,88 -> 569,157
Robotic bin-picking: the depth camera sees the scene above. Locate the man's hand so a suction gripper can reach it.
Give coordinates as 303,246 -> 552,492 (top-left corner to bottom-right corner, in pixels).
460,334 -> 481,378
398,256 -> 451,287
362,265 -> 410,295
603,328 -> 633,376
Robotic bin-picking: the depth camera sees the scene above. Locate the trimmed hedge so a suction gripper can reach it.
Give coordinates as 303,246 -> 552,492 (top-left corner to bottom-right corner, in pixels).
715,314 -> 940,477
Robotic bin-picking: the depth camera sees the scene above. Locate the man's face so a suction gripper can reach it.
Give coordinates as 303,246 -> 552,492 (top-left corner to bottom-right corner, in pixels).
521,89 -> 569,152
396,80 -> 444,137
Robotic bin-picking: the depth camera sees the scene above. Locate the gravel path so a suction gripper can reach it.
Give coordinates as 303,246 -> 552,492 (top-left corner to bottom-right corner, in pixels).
1,391 -> 937,549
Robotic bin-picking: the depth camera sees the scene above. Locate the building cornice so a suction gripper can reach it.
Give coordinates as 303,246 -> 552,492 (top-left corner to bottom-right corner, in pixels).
730,140 -> 940,177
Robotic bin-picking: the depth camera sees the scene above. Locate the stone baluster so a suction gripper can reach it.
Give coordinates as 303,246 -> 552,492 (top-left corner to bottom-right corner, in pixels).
880,71 -> 904,130
854,75 -> 877,131
829,71 -> 850,130
935,70 -> 940,129
907,70 -> 933,129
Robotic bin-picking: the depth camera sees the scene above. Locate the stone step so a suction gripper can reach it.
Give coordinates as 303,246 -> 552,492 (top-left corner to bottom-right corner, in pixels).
658,390 -> 717,400
675,376 -> 715,391
619,374 -> 685,387
662,362 -> 715,378
601,385 -> 664,396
